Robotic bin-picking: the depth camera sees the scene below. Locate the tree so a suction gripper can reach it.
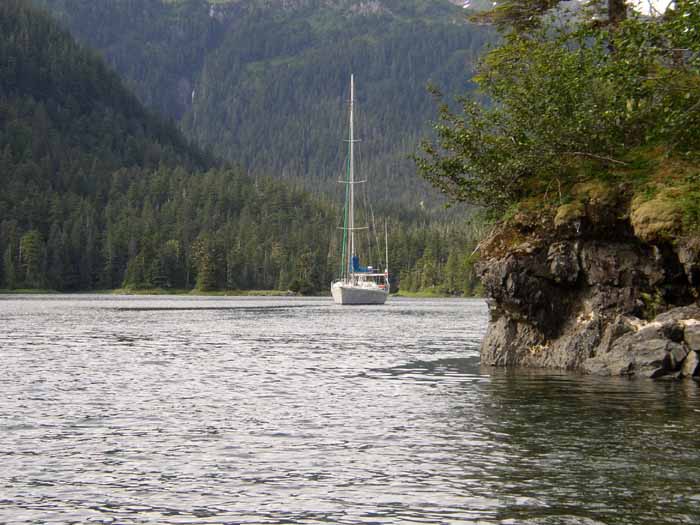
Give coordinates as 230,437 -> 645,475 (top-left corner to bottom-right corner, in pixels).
0,0 -> 495,297
19,229 -> 46,288
191,234 -> 222,292
123,254 -> 148,289
416,1 -> 700,215
158,239 -> 183,289
3,245 -> 17,289
46,223 -> 67,290
471,1 -> 628,33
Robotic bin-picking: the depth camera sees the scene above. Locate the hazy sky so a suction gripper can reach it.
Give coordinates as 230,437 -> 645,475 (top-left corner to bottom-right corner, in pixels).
631,0 -> 673,15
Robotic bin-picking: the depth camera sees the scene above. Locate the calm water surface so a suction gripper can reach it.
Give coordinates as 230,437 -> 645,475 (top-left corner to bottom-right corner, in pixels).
0,295 -> 699,524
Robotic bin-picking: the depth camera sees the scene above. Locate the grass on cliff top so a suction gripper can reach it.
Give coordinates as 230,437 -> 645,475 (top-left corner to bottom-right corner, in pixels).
609,151 -> 700,241
502,149 -> 700,239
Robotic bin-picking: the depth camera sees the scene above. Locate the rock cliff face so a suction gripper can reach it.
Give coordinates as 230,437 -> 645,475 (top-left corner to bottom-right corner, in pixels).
477,182 -> 700,379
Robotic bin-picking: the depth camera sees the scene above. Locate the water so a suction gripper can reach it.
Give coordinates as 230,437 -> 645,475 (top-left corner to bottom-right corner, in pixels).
0,295 -> 699,525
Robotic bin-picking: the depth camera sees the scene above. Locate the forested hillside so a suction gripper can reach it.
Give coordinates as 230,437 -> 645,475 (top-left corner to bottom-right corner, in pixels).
33,0 -> 493,205
1,0 -> 483,294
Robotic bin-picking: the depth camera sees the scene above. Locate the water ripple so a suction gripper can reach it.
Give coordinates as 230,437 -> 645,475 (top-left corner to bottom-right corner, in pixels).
0,295 -> 698,524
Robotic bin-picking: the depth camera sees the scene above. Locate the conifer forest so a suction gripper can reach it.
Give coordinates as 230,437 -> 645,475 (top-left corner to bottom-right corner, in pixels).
1,0 -> 489,294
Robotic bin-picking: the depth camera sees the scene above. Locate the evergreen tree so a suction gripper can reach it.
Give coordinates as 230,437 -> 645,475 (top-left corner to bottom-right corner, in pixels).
19,229 -> 46,288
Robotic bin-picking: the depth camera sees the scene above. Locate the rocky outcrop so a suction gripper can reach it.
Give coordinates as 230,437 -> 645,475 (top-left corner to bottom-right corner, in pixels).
583,310 -> 698,378
477,182 -> 700,379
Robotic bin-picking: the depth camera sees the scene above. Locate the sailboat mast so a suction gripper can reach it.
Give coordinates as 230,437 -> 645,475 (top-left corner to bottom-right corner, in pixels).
349,74 -> 355,275
385,221 -> 389,272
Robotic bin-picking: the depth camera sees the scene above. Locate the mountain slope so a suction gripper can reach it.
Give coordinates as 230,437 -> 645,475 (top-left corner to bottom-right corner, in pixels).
33,0 -> 494,206
0,0 -> 210,197
0,0 -> 484,294
0,0 -> 328,292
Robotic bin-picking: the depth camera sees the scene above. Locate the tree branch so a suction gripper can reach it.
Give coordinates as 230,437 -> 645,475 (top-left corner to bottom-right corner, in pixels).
564,151 -> 630,166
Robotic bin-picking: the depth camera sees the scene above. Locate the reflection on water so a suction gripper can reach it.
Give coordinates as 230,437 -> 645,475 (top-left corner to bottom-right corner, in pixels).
0,295 -> 698,524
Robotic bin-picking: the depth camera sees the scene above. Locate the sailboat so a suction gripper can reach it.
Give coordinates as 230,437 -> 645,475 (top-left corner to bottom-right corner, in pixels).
331,75 -> 390,305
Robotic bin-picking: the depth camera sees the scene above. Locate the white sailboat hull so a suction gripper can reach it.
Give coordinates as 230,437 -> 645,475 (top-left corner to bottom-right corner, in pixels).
331,283 -> 388,305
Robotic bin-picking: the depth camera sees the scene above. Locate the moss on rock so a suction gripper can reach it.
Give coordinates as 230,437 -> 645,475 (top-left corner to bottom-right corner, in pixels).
554,201 -> 585,228
631,187 -> 684,243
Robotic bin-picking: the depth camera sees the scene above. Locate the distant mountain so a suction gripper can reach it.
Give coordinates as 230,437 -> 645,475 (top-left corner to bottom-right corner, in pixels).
1,0 -> 483,294
0,0 -> 210,212
33,0 -> 494,206
0,0 -> 340,293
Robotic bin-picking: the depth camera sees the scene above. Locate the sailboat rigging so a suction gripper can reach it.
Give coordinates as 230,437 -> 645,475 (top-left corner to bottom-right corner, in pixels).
331,74 -> 390,305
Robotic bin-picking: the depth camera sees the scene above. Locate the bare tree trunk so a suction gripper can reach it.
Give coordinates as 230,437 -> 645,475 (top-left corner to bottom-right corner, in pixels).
608,0 -> 627,28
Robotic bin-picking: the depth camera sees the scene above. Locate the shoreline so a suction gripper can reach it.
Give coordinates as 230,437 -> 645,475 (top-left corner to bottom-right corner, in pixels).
392,290 -> 476,299
0,288 -> 298,297
0,288 -> 476,299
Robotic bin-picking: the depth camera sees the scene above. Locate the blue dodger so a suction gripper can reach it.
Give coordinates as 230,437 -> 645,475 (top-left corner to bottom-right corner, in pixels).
351,255 -> 370,273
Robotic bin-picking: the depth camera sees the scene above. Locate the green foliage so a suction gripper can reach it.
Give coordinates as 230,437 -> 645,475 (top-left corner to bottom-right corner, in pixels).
0,0 -> 486,296
19,230 -> 46,288
3,152 -> 485,294
469,0 -> 628,33
32,0 -> 221,122
469,0 -> 565,32
33,0 -> 494,206
639,289 -> 665,320
0,0 -> 204,291
390,219 -> 484,296
417,1 -> 700,215
680,172 -> 700,232
0,0 -> 210,203
287,278 -> 315,296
